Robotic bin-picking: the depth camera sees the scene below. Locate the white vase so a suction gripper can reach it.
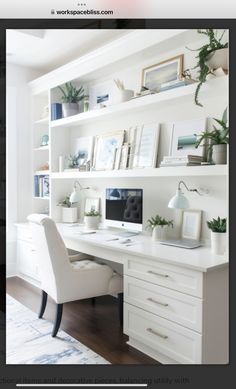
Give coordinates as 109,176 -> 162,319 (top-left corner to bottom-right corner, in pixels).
212,144 -> 227,164
84,216 -> 100,230
152,225 -> 168,242
62,207 -> 78,223
206,48 -> 228,71
116,89 -> 134,103
211,231 -> 226,255
62,103 -> 79,118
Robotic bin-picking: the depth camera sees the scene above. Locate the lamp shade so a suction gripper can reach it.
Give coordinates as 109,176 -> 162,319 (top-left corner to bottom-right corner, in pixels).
168,189 -> 189,209
69,188 -> 80,204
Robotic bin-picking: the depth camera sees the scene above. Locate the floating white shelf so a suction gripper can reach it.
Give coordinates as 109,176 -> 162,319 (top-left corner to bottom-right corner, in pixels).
50,76 -> 228,129
34,117 -> 49,125
34,170 -> 50,175
33,146 -> 49,151
33,196 -> 50,200
51,165 -> 228,179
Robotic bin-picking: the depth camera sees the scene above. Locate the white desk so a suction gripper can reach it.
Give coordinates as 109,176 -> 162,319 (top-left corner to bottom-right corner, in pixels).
15,222 -> 229,365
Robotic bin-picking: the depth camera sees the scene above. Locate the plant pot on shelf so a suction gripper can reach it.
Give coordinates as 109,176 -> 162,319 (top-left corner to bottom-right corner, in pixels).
84,216 -> 100,230
62,103 -> 79,118
206,48 -> 229,71
61,207 -> 78,223
212,144 -> 227,164
211,231 -> 226,255
152,225 -> 168,242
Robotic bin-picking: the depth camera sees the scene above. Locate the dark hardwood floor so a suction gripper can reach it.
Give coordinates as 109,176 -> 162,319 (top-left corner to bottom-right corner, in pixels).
7,277 -> 158,365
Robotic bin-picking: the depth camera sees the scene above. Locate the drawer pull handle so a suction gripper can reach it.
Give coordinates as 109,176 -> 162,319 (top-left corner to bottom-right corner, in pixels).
147,270 -> 169,278
147,297 -> 168,307
146,327 -> 168,339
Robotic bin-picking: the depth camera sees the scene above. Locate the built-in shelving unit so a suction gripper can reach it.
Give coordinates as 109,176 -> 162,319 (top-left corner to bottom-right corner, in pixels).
28,29 -> 229,224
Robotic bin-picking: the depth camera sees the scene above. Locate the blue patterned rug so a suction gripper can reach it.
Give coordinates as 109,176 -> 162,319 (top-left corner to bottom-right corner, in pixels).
6,294 -> 109,364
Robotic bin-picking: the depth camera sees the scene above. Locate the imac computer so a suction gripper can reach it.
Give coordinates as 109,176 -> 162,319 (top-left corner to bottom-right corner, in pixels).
105,188 -> 143,237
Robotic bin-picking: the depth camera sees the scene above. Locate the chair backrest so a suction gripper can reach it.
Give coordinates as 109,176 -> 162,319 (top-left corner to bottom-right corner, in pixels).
27,214 -> 71,301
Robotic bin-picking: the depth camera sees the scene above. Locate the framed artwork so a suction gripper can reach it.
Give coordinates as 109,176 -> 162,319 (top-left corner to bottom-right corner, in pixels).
169,118 -> 207,158
74,136 -> 94,166
142,55 -> 184,92
89,81 -> 115,109
181,210 -> 202,240
42,176 -> 50,197
133,123 -> 160,168
119,143 -> 130,170
84,198 -> 100,213
93,130 -> 124,171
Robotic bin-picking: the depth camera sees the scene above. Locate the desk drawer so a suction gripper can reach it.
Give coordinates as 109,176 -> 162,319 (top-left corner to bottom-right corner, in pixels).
124,256 -> 203,297
124,276 -> 202,332
124,303 -> 202,364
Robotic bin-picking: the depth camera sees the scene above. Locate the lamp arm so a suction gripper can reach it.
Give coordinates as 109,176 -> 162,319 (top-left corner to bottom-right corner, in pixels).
178,181 -> 203,196
74,181 -> 91,190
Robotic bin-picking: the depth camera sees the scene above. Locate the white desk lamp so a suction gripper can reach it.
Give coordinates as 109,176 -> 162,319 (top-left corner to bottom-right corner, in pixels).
69,181 -> 91,204
168,180 -> 202,210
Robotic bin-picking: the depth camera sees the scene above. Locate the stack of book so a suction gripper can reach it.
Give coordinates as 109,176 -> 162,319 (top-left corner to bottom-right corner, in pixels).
160,155 -> 204,167
158,78 -> 195,93
34,175 -> 50,197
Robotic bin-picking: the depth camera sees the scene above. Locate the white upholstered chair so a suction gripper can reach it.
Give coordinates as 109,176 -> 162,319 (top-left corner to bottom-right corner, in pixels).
27,214 -> 123,337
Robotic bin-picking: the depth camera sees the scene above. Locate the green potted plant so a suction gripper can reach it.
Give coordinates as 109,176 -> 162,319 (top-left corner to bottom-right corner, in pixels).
84,210 -> 101,230
57,196 -> 78,223
58,82 -> 84,117
189,29 -> 228,106
207,217 -> 227,255
147,215 -> 173,242
195,108 -> 228,164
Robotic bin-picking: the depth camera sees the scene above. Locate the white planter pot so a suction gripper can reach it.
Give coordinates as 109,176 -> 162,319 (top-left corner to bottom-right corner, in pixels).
212,144 -> 227,164
84,216 -> 100,230
152,225 -> 168,242
62,103 -> 79,118
116,89 -> 134,103
62,207 -> 78,223
211,231 -> 226,255
206,48 -> 228,71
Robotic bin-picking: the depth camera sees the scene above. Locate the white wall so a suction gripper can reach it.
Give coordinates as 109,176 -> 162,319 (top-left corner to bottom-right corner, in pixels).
6,64 -> 43,276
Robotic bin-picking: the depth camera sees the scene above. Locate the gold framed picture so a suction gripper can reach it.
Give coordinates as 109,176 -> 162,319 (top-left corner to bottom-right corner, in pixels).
93,130 -> 124,171
141,54 -> 184,92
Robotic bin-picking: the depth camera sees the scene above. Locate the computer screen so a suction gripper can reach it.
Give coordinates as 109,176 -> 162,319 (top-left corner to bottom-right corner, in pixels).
105,188 -> 143,232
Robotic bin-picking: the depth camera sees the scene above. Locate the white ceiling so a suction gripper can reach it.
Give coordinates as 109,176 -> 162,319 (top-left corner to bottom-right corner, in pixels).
6,29 -> 131,73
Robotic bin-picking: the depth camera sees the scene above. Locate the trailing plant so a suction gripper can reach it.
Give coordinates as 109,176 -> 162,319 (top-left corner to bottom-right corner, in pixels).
187,29 -> 228,106
57,196 -> 71,208
84,210 -> 101,217
58,82 -> 84,104
147,215 -> 173,230
195,108 -> 228,159
207,217 -> 227,233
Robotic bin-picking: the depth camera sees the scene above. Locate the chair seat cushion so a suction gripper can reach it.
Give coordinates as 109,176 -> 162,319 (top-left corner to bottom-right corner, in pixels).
71,259 -> 105,270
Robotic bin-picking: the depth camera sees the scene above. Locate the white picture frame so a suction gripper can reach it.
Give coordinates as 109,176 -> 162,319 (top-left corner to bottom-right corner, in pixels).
84,198 -> 100,214
93,130 -> 124,171
170,118 -> 207,158
73,136 -> 94,166
133,123 -> 160,168
181,209 -> 202,240
89,80 -> 115,110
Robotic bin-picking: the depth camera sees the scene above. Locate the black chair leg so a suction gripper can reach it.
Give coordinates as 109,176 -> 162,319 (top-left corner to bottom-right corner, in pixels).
52,304 -> 63,337
118,293 -> 123,326
91,297 -> 96,306
38,290 -> 48,319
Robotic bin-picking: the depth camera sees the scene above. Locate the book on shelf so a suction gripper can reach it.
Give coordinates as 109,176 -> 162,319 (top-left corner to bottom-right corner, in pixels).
162,155 -> 204,163
158,78 -> 196,93
160,162 -> 202,167
34,174 -> 50,197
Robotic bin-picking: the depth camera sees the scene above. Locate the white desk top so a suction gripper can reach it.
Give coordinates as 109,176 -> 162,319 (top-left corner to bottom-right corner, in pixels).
16,222 -> 228,272
56,224 -> 228,273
